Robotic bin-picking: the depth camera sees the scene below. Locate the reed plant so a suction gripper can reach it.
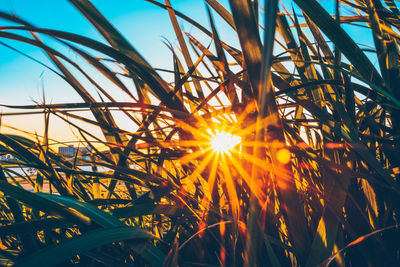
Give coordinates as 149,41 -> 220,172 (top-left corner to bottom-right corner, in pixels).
0,0 -> 399,266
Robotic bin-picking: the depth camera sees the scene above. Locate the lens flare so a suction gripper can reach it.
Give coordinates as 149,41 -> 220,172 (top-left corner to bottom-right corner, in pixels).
210,131 -> 241,153
277,148 -> 291,164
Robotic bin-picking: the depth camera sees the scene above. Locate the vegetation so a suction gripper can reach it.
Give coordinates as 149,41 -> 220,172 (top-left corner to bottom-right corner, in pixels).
0,0 -> 399,266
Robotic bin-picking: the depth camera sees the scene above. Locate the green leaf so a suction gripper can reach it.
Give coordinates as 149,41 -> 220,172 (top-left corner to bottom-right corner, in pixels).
0,181 -> 90,225
0,218 -> 73,237
293,0 -> 395,102
14,226 -> 163,267
111,204 -> 175,219
38,194 -> 123,227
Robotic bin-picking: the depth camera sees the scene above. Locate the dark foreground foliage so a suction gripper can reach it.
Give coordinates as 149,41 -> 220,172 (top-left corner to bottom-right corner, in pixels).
0,0 -> 399,266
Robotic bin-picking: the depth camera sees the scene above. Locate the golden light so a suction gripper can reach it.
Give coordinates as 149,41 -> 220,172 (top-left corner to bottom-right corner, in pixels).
210,131 -> 241,153
277,148 -> 291,164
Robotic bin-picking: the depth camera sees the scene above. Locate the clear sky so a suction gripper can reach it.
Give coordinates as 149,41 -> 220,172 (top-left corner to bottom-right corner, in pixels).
0,0 -> 233,104
0,0 -> 236,145
0,0 -> 376,146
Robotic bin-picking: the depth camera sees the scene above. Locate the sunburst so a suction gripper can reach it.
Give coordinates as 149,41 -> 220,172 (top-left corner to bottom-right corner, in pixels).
209,130 -> 241,154
152,106 -> 302,221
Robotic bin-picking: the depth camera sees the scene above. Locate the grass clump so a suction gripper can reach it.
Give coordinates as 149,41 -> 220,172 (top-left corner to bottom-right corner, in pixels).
0,0 -> 399,266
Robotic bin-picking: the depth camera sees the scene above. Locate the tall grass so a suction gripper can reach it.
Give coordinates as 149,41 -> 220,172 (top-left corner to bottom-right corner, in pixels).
0,0 -> 399,266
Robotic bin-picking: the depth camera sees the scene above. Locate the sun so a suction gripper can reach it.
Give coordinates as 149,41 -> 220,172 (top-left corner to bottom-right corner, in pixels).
210,131 -> 241,153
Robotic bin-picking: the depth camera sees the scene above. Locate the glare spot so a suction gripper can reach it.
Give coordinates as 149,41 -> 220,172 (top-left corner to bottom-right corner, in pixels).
277,148 -> 291,164
210,131 -> 241,153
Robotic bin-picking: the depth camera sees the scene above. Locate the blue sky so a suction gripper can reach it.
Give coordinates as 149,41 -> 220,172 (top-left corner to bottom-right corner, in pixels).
0,0 -> 375,105
0,0 -> 235,105
0,0 -> 378,143
0,0 -> 235,142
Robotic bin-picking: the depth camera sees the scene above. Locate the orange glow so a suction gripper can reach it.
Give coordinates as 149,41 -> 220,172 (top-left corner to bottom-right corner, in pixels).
198,221 -> 206,238
277,179 -> 288,190
277,148 -> 291,164
325,142 -> 345,149
219,221 -> 226,236
220,247 -> 226,265
210,131 -> 241,153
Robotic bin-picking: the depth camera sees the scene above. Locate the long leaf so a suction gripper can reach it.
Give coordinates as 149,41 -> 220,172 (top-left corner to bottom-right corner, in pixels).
14,226 -> 163,267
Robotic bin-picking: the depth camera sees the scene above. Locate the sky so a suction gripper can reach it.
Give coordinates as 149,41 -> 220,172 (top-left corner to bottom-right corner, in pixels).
0,0 -> 236,145
0,0 -> 233,104
0,0 -> 378,147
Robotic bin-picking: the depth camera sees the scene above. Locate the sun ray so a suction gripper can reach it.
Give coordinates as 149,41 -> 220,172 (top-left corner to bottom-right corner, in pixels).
176,120 -> 214,141
165,140 -> 211,147
230,150 -> 272,173
183,151 -> 216,191
220,153 -> 240,219
200,151 -> 220,217
209,131 -> 241,154
230,149 -> 301,191
229,156 -> 267,201
179,147 -> 212,165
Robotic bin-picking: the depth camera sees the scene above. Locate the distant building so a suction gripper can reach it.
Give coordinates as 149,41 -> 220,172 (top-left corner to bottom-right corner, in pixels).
58,145 -> 92,160
77,146 -> 92,160
58,145 -> 75,156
